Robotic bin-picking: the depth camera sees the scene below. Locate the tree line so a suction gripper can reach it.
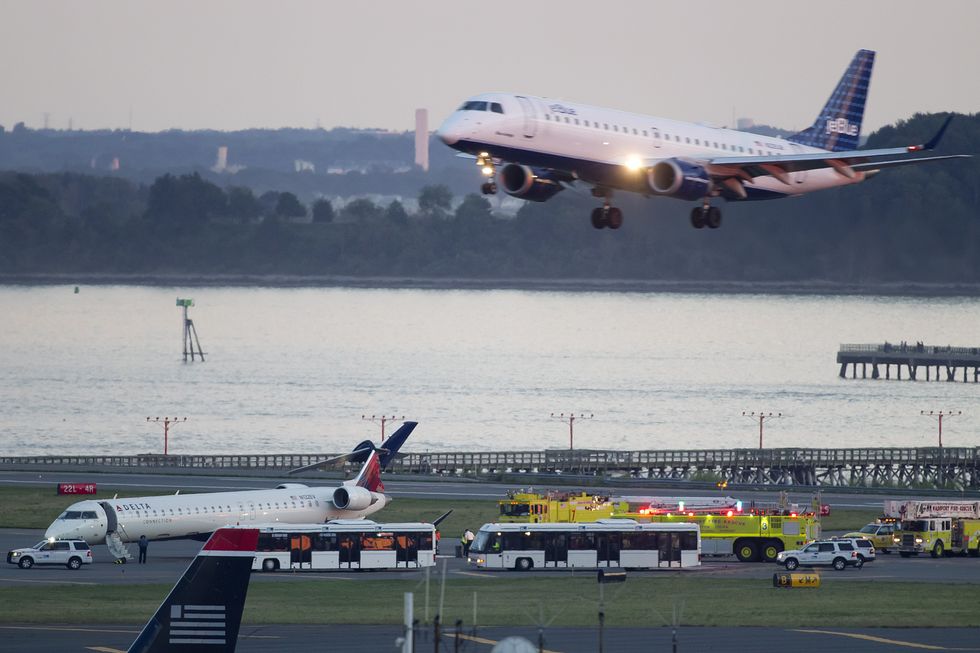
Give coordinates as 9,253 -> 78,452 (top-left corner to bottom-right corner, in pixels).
0,112 -> 977,284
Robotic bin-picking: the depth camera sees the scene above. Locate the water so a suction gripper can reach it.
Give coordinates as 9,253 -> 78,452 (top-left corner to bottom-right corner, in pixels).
1,285 -> 978,455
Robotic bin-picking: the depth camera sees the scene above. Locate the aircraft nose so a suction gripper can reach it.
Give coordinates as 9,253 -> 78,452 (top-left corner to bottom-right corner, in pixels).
437,115 -> 465,146
437,123 -> 459,146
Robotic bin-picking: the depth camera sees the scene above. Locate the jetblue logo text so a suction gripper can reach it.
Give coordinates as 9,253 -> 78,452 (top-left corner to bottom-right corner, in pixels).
825,117 -> 858,136
549,104 -> 577,116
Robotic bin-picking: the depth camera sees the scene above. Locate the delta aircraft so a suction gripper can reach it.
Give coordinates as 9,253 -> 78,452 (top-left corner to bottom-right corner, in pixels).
437,49 -> 969,230
43,422 -> 417,558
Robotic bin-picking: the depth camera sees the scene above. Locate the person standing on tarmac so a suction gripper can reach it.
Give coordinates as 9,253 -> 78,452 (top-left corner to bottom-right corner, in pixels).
462,528 -> 475,556
138,535 -> 148,564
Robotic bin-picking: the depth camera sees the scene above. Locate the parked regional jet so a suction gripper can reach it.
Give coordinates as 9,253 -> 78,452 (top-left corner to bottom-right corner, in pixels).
437,49 -> 969,230
44,422 -> 417,559
128,528 -> 258,653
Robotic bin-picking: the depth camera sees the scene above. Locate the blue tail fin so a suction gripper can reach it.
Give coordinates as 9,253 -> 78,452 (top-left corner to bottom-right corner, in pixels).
379,421 -> 417,470
788,49 -> 875,152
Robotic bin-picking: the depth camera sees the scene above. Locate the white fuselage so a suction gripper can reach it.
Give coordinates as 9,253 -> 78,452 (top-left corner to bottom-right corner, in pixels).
437,93 -> 867,200
45,485 -> 388,545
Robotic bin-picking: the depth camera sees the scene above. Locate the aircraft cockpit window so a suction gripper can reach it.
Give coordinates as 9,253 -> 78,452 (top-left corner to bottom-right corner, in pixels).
81,511 -> 97,519
61,511 -> 83,520
460,101 -> 488,111
490,102 -> 504,114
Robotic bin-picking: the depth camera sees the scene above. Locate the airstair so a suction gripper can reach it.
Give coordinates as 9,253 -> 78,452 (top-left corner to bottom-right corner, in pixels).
106,531 -> 133,562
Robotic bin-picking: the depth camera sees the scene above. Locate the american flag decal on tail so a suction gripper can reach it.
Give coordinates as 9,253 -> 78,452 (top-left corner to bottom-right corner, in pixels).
127,528 -> 257,653
168,604 -> 227,645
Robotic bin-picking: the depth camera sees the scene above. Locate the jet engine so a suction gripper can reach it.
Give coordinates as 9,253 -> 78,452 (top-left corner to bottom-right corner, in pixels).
500,164 -> 564,202
647,159 -> 711,201
333,486 -> 375,510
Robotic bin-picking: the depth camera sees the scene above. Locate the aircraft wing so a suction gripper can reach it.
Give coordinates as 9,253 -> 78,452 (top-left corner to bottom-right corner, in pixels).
704,115 -> 969,184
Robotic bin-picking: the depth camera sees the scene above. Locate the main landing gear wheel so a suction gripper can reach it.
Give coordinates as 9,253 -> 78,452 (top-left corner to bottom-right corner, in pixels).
691,206 -> 722,229
480,181 -> 497,195
590,206 -> 624,230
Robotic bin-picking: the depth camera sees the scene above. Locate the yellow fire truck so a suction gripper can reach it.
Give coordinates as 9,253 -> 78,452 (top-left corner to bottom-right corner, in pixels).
498,491 -> 820,562
885,500 -> 980,558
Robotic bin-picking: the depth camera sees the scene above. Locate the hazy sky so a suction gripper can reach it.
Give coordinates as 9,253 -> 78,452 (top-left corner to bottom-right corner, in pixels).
2,0 -> 977,134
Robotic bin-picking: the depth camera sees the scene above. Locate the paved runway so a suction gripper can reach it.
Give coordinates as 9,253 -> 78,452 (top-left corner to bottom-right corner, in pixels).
3,527 -> 979,586
0,468 -> 896,509
2,623 -> 979,652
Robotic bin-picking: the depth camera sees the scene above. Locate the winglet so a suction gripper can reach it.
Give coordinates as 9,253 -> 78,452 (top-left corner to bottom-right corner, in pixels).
909,114 -> 954,152
128,528 -> 258,653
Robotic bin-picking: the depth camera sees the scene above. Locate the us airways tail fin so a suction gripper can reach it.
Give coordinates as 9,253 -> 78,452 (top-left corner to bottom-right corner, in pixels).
788,49 -> 875,152
128,528 -> 258,653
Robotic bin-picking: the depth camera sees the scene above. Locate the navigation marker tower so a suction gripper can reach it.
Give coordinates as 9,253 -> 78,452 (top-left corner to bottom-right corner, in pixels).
177,298 -> 205,362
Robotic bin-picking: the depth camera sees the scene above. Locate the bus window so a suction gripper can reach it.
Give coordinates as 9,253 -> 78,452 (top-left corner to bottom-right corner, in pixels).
361,534 -> 395,551
313,534 -> 336,551
569,533 -> 595,550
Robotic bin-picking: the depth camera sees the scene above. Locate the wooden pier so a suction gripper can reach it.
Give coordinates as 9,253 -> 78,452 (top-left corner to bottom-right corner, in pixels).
838,343 -> 980,382
4,447 -> 980,490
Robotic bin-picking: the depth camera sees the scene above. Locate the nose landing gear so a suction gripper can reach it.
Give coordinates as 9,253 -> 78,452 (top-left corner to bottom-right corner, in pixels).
477,153 -> 497,195
589,188 -> 623,230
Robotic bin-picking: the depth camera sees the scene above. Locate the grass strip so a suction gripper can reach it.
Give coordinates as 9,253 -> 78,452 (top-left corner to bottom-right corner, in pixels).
0,576 -> 974,628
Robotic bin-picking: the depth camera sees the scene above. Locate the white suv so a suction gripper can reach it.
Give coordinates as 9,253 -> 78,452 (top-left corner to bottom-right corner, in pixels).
6,540 -> 93,569
776,539 -> 865,571
832,537 -> 876,563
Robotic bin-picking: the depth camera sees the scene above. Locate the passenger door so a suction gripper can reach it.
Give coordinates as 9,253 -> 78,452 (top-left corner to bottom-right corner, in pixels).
515,96 -> 538,139
545,534 -> 568,567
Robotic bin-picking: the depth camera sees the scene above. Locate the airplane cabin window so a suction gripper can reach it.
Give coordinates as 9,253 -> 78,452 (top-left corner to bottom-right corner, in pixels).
564,117 -> 570,123
545,114 -> 550,120
490,102 -> 504,113
574,118 -> 580,125
686,137 -> 690,144
642,130 -> 647,137
604,123 -> 609,130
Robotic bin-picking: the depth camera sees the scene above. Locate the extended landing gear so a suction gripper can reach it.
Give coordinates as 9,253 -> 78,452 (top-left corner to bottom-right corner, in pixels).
591,206 -> 623,230
476,153 -> 497,195
690,203 -> 722,229
590,188 -> 623,230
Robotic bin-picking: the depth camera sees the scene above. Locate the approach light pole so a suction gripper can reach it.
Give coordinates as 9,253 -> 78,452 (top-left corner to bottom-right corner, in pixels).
362,414 -> 404,441
147,416 -> 187,455
742,411 -> 782,449
921,410 -> 961,447
551,413 -> 593,450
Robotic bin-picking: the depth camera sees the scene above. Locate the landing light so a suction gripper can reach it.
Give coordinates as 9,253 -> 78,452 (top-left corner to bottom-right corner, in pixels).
481,166 -> 494,176
624,155 -> 643,171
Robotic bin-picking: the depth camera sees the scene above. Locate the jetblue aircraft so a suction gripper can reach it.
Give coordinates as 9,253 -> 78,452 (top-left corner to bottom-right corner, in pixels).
128,527 -> 257,653
44,422 -> 417,555
437,50 -> 968,230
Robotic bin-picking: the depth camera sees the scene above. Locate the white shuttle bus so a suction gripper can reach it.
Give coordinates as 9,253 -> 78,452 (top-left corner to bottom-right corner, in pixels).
468,519 -> 700,571
252,520 -> 436,572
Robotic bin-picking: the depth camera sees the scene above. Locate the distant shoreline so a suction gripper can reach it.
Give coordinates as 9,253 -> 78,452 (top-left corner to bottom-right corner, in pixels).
2,273 -> 980,297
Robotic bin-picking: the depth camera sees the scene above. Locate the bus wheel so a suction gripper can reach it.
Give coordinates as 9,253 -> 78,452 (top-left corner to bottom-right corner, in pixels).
762,540 -> 783,562
515,557 -> 533,572
262,558 -> 279,572
734,539 -> 758,563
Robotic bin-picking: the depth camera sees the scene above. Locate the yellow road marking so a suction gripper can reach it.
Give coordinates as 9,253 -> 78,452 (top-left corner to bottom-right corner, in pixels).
0,626 -> 137,634
794,629 -> 980,650
455,632 -> 562,653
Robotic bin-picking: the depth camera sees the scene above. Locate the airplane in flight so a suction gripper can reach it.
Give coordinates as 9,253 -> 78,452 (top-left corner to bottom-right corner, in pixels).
437,49 -> 969,230
44,422 -> 418,560
127,527 -> 258,653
